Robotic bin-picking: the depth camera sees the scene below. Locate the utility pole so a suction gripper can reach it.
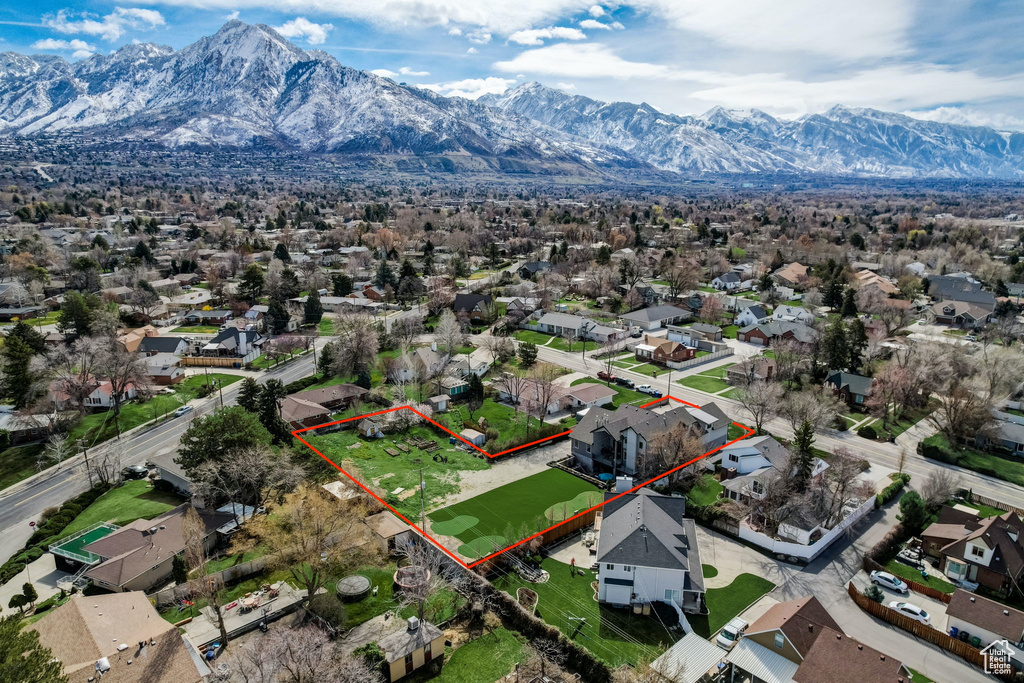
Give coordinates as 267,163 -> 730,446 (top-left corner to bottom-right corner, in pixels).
667,369 -> 672,398
413,464 -> 429,531
78,439 -> 93,487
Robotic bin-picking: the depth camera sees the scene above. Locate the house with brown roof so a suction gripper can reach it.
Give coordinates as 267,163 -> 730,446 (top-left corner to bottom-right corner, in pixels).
921,505 -> 1024,595
290,383 -> 367,410
946,589 -> 1024,652
279,396 -> 331,429
773,262 -> 809,288
634,336 -> 696,365
31,592 -> 209,683
726,596 -> 911,683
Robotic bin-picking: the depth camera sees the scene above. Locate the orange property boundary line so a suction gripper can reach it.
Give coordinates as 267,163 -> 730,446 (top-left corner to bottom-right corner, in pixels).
293,395 -> 755,569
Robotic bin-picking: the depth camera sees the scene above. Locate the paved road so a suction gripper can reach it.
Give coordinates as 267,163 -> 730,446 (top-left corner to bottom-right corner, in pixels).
0,349 -> 321,565
535,343 -> 1024,507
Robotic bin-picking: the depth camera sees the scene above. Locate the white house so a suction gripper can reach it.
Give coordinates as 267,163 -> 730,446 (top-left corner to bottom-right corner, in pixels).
619,305 -> 691,331
53,378 -> 138,411
734,305 -> 770,327
773,305 -> 815,325
596,486 -> 706,615
711,272 -> 742,290
716,436 -> 829,505
529,312 -> 625,343
567,383 -> 616,410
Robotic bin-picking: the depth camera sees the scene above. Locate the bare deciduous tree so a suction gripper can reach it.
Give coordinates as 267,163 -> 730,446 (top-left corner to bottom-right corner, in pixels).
920,469 -> 962,509
183,505 -> 229,653
96,339 -> 149,438
735,380 -> 783,434
494,368 -> 530,416
332,312 -> 379,378
779,387 -> 844,433
435,309 -> 464,355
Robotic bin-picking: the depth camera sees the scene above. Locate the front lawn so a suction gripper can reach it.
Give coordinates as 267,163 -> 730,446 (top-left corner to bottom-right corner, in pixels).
907,668 -> 934,683
171,325 -> 221,334
0,444 -> 44,491
884,559 -> 956,594
429,469 -> 601,559
318,318 -> 334,335
727,423 -> 747,440
493,557 -> 676,666
922,433 -> 1024,487
570,377 -> 650,407
514,330 -> 554,345
866,399 -> 939,440
628,363 -> 664,378
687,474 -> 723,507
251,348 -> 311,370
679,375 -> 730,394
310,425 -> 490,521
689,573 -> 776,637
57,480 -> 185,540
68,374 -> 243,446
548,337 -> 600,353
696,363 -> 736,379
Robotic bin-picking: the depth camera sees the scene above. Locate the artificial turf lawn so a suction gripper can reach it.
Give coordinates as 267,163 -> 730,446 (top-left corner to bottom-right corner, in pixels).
702,565 -> 719,579
311,425 -> 490,520
688,573 -> 777,637
429,469 -> 600,559
493,557 -> 676,667
57,480 -> 185,540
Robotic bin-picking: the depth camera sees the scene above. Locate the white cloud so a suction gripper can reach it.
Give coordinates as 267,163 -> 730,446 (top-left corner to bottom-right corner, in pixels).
906,107 -> 1024,131
33,37 -> 97,58
371,68 -> 397,77
467,29 -> 491,44
579,19 -> 622,30
399,66 -> 430,76
508,26 -> 586,46
420,76 -> 517,99
556,82 -> 577,90
495,42 -> 714,80
225,10 -> 240,20
273,17 -> 334,45
447,27 -> 462,36
588,5 -> 605,17
467,47 -> 478,54
43,7 -> 165,42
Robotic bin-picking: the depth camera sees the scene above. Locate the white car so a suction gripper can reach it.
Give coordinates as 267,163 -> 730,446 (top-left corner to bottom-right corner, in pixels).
870,570 -> 909,594
716,617 -> 748,650
889,601 -> 930,625
173,405 -> 194,417
636,384 -> 662,397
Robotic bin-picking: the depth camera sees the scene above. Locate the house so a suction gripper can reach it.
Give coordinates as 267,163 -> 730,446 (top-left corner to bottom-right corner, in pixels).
737,321 -> 818,346
149,451 -> 194,496
852,269 -> 900,297
717,436 -> 828,507
117,325 -> 161,352
199,327 -> 263,357
571,402 -> 729,476
378,617 -> 445,682
619,305 -> 691,331
51,378 -> 138,411
495,296 -> 539,313
927,275 -> 997,310
978,408 -> 1024,456
0,305 -> 46,321
530,312 -> 625,342
928,300 -> 993,329
726,596 -> 911,683
567,383 -> 616,410
666,323 -> 722,347
772,305 -> 815,325
451,293 -> 492,322
773,262 -> 809,288
921,505 -> 1024,595
634,336 -> 696,364
711,272 -> 742,290
359,419 -> 384,438
496,378 -> 569,415
138,335 -> 189,357
824,370 -> 874,406
291,383 -> 368,411
280,396 -> 331,429
726,357 -> 777,385
448,349 -> 491,378
735,304 -> 770,327
437,375 -> 469,397
946,589 -> 1024,653
650,631 -> 726,683
31,592 -> 209,683
460,428 -> 486,446
596,487 -> 706,615
518,261 -> 551,280
100,285 -> 133,303
50,504 -> 233,593
183,309 -> 232,325
146,360 -> 185,386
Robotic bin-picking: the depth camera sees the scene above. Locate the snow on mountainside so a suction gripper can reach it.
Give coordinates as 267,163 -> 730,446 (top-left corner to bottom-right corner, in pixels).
3,22 -> 1024,178
483,83 -> 1024,178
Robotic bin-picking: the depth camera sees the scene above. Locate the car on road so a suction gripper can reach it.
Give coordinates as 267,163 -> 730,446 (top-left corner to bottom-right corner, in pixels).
965,334 -> 977,342
597,371 -> 615,381
716,617 -> 748,650
870,570 -> 909,594
121,464 -> 149,480
889,601 -> 930,625
614,376 -> 635,388
173,405 -> 194,417
636,384 -> 662,397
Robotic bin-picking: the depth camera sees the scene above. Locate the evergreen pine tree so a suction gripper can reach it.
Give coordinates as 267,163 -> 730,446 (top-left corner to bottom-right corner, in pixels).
847,318 -> 868,373
237,377 -> 261,413
267,299 -> 291,334
840,287 -> 858,317
822,317 -> 849,371
304,289 -> 324,325
273,242 -> 291,262
792,420 -> 816,491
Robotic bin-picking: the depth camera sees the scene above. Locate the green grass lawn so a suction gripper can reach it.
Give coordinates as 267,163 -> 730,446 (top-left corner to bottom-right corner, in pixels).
720,324 -> 739,339
687,474 -> 723,507
0,443 -> 44,491
727,423 -> 747,440
449,398 -> 539,451
205,546 -> 269,573
251,349 -> 312,370
68,373 -> 243,446
333,563 -> 463,630
407,629 -> 526,683
628,363 -> 664,378
696,363 -> 736,379
429,469 -> 600,559
57,480 -> 185,540
493,558 -> 676,666
703,565 -> 719,579
952,501 -> 1005,518
514,330 -> 555,345
171,325 -> 221,334
612,360 -> 638,369
679,375 -> 730,394
907,668 -> 934,683
866,399 -> 939,440
318,318 -> 334,335
548,337 -> 600,353
922,433 -> 1024,487
310,425 -> 490,520
570,377 -> 650,407
689,574 -> 776,637
884,559 -> 956,594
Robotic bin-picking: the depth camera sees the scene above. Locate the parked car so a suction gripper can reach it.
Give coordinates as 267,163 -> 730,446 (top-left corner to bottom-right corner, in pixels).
597,371 -> 615,381
870,570 -> 909,594
174,405 -> 194,417
716,617 -> 748,651
636,384 -> 662,397
965,335 -> 977,342
889,601 -> 930,625
614,376 -> 635,388
121,464 -> 149,480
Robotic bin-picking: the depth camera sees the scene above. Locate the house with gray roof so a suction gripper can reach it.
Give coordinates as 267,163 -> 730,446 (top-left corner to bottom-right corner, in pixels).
530,312 -> 625,342
596,487 -> 706,615
620,305 -> 691,330
824,370 -> 874,407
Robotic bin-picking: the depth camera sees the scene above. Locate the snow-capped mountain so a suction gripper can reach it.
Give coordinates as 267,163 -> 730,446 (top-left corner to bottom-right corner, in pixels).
0,21 -> 636,173
483,82 -> 1024,178
3,22 -> 1024,178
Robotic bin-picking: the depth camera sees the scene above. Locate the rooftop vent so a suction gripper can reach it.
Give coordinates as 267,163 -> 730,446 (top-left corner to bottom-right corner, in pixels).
407,616 -> 420,632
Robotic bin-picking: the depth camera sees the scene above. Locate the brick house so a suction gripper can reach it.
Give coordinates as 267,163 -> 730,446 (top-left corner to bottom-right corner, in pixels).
634,336 -> 696,364
922,506 -> 1024,595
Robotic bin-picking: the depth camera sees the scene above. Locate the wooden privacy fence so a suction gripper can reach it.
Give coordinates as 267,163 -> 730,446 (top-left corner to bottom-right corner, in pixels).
863,556 -> 953,604
539,509 -> 598,547
848,582 -> 1005,676
960,492 -> 1024,517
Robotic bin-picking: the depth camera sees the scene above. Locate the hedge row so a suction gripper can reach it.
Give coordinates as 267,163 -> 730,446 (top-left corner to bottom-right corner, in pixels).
876,473 -> 911,507
284,374 -> 324,395
0,484 -> 111,586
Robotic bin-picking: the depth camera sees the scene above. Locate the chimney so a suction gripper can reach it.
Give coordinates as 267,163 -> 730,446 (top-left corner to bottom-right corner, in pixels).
807,624 -> 814,633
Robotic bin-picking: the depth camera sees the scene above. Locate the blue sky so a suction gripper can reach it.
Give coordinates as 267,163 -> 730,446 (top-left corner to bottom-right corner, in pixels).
3,1 -> 1024,128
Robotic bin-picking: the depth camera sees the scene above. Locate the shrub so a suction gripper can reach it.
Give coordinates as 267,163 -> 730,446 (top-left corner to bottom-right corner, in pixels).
876,473 -> 910,507
353,642 -> 385,670
865,584 -> 885,603
284,375 -> 323,394
39,507 -> 60,523
834,416 -> 849,431
857,424 -> 877,440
